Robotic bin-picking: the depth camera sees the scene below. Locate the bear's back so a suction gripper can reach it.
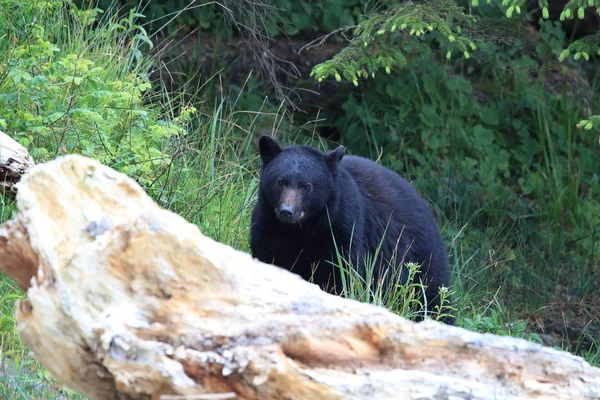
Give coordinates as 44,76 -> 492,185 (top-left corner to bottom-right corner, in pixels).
339,155 -> 424,214
338,155 -> 446,262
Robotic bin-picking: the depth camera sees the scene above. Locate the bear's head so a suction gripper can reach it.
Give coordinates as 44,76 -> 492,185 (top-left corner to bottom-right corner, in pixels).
258,135 -> 344,225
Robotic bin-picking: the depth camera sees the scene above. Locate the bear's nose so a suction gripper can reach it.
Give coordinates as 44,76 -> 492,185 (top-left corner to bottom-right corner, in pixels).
278,204 -> 293,217
276,204 -> 298,224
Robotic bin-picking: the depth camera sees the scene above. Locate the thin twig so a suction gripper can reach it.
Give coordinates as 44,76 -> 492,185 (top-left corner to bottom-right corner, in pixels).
298,25 -> 358,54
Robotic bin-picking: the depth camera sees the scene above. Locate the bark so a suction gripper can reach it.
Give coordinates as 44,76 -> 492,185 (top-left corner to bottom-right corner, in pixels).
0,154 -> 599,400
0,130 -> 35,197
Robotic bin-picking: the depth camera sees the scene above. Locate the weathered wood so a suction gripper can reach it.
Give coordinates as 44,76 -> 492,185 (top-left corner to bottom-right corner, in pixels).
0,155 -> 599,400
0,130 -> 35,197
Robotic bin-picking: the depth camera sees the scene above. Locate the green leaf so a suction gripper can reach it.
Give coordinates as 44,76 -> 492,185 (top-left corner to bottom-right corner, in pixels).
506,6 -> 514,18
479,106 -> 499,126
472,124 -> 495,147
419,105 -> 444,127
445,76 -> 473,93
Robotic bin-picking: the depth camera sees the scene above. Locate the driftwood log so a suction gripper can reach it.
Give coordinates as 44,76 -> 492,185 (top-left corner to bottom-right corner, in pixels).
0,130 -> 35,197
0,155 -> 599,400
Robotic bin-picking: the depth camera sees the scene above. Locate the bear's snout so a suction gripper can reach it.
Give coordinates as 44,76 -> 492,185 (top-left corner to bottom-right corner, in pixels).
276,188 -> 303,224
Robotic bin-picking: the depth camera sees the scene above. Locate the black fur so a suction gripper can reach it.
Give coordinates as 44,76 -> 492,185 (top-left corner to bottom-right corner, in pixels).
250,135 -> 454,324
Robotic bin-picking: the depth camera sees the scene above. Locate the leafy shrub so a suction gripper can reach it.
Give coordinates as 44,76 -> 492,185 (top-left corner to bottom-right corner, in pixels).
310,0 -> 600,132
0,0 -> 193,189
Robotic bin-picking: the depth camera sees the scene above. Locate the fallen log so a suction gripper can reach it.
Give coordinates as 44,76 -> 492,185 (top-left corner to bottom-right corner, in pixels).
0,130 -> 35,197
0,155 -> 599,400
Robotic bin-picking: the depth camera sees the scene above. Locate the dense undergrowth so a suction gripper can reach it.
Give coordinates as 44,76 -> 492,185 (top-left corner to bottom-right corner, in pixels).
0,0 -> 599,398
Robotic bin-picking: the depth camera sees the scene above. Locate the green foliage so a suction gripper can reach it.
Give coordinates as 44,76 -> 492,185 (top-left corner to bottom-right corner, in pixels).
460,304 -> 543,344
577,115 -> 600,134
0,0 -> 191,190
555,0 -> 600,21
153,98 -> 266,250
311,0 -> 598,81
0,345 -> 87,399
560,32 -> 600,62
555,21 -> 600,135
480,1 -> 600,137
307,0 -> 600,135
310,1 -> 476,84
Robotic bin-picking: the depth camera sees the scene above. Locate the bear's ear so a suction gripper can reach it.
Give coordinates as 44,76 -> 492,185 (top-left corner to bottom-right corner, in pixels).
258,135 -> 282,165
324,145 -> 345,170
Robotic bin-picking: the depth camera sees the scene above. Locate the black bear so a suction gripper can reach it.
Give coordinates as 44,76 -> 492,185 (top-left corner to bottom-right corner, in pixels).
250,135 -> 454,324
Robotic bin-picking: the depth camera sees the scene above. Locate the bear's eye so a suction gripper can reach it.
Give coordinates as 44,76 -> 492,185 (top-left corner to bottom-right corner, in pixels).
276,178 -> 284,186
301,183 -> 312,191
